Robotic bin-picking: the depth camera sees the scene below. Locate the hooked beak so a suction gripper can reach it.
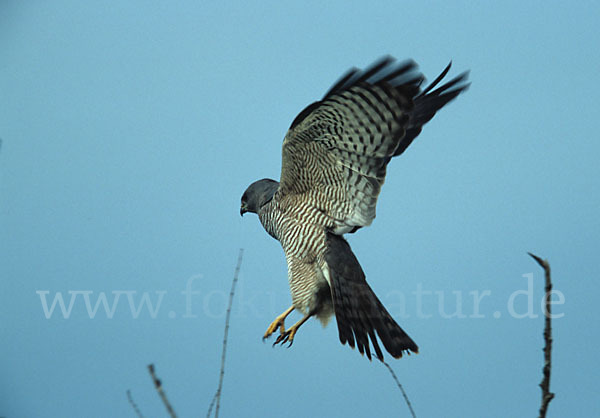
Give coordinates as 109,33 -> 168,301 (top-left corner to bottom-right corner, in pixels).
240,204 -> 248,216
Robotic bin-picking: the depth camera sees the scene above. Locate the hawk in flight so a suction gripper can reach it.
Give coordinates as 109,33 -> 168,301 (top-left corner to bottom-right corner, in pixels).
241,57 -> 468,361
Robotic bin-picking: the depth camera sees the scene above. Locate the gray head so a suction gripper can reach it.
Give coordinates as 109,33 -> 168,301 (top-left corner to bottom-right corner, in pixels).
240,178 -> 279,216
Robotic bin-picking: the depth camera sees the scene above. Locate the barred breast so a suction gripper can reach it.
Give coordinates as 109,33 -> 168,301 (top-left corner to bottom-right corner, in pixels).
258,192 -> 335,322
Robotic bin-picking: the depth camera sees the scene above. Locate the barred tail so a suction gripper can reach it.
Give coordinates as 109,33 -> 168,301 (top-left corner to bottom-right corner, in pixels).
325,233 -> 418,361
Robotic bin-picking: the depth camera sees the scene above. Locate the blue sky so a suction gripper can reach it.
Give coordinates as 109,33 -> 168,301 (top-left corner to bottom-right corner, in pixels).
1,1 -> 599,417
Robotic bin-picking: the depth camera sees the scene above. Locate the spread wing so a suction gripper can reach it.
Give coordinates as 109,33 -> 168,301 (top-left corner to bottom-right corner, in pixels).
278,56 -> 469,232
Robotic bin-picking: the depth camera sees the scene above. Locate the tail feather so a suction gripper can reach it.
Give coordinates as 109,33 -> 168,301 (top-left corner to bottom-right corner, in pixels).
325,233 -> 418,361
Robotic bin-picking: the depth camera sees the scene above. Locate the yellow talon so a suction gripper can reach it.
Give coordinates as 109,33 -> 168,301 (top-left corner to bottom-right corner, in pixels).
273,314 -> 311,347
263,306 -> 294,340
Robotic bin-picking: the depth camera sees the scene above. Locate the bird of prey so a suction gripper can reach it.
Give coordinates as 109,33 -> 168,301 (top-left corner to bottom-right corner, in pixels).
240,56 -> 468,361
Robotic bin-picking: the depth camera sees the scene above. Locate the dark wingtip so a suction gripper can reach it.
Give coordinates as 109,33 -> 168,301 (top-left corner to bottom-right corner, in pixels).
419,61 -> 453,97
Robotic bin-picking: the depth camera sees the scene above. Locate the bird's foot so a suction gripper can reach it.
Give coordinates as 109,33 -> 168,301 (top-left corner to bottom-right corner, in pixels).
263,306 -> 294,341
273,325 -> 299,347
263,317 -> 286,341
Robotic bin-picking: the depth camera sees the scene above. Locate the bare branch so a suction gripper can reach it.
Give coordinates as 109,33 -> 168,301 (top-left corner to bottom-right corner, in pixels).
126,389 -> 144,418
207,249 -> 244,418
148,364 -> 177,418
382,361 -> 417,418
528,252 -> 555,418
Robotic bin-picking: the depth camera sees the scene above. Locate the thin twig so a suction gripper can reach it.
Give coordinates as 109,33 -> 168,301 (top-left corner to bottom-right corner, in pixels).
382,360 -> 417,418
126,389 -> 144,418
206,394 -> 217,418
207,249 -> 244,418
528,252 -> 555,418
148,364 -> 177,418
